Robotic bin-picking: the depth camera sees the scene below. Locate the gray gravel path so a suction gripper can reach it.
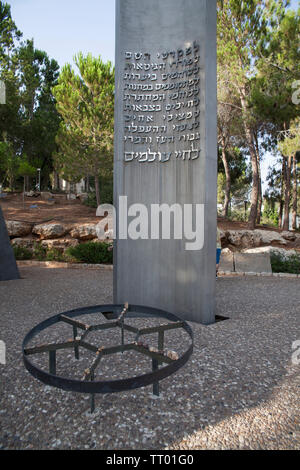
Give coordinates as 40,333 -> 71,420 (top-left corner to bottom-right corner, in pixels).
0,268 -> 299,450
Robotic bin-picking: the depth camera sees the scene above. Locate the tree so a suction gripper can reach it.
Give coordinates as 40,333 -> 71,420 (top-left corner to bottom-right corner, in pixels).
278,119 -> 300,230
0,5 -> 60,191
217,0 -> 290,229
217,65 -> 243,216
53,53 -> 114,205
18,155 -> 36,206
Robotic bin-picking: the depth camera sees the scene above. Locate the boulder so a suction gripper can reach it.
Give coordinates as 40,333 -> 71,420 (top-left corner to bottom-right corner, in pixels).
11,238 -> 35,250
281,231 -> 297,242
255,230 -> 287,245
41,238 -> 79,252
226,230 -> 262,249
226,229 -> 287,249
6,220 -> 33,238
242,246 -> 298,259
70,224 -> 97,240
77,193 -> 88,203
40,191 -> 53,201
32,223 -> 68,240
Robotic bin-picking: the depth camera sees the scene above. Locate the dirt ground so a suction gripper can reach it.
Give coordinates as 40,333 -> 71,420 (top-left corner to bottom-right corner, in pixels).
1,193 -> 299,250
0,193 -> 99,224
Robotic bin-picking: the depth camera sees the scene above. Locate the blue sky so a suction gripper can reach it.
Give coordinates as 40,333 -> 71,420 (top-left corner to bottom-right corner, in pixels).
7,0 -> 300,193
8,0 -> 116,67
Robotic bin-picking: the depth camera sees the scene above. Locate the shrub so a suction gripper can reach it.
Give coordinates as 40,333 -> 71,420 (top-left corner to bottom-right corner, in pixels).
45,248 -> 65,262
66,242 -> 113,264
271,252 -> 300,274
13,245 -> 33,260
33,242 -> 47,261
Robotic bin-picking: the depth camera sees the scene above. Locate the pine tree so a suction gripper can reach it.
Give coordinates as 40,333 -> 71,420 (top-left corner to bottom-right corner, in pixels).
53,53 -> 114,206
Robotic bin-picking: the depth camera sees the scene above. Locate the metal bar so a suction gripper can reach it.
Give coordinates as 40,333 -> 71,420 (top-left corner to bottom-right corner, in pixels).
25,339 -> 76,355
158,330 -> 164,351
132,344 -> 173,364
49,350 -> 56,375
152,359 -> 159,396
60,315 -> 90,331
80,341 -> 135,356
138,322 -> 184,336
82,347 -> 104,381
121,318 -> 124,352
90,371 -> 95,413
117,323 -> 139,335
73,326 -> 79,360
90,322 -> 118,331
117,302 -> 129,322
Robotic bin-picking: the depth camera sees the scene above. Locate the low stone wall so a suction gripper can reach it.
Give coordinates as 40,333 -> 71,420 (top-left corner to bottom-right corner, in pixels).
6,219 -> 112,253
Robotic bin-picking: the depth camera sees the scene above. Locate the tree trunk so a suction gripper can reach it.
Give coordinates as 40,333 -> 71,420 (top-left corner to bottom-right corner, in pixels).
221,140 -> 231,218
254,134 -> 262,225
283,155 -> 292,231
292,154 -> 298,230
239,88 -> 259,230
95,176 -> 100,207
279,158 -> 286,228
53,171 -> 59,191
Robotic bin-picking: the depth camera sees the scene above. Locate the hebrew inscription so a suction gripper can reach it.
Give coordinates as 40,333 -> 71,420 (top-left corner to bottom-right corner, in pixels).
123,41 -> 201,164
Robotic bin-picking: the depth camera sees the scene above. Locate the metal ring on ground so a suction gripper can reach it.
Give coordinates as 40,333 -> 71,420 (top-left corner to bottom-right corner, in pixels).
22,304 -> 194,395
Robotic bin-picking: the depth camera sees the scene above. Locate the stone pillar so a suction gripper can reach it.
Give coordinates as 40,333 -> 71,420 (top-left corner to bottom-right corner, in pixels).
0,207 -> 20,281
114,0 -> 217,324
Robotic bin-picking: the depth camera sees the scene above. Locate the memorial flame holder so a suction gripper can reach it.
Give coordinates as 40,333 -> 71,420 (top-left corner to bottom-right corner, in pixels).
23,304 -> 193,413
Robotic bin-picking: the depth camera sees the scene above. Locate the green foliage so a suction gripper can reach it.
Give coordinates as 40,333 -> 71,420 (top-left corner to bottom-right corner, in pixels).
45,248 -> 64,262
18,157 -> 36,177
227,209 -> 249,223
0,4 -> 60,190
66,242 -> 113,265
271,252 -> 300,274
33,242 -> 47,261
84,174 -> 113,207
13,245 -> 32,260
53,53 -> 115,204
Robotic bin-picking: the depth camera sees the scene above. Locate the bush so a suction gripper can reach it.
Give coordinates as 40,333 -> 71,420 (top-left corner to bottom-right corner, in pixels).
271,252 -> 300,274
45,248 -> 65,262
83,192 -> 98,208
66,242 -> 113,264
33,242 -> 47,261
13,245 -> 33,260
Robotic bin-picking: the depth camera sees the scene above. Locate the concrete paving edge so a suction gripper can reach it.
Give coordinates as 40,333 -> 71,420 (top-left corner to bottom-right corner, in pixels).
17,260 -> 113,271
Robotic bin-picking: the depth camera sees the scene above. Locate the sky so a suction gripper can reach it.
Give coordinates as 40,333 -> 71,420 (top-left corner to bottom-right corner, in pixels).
8,0 -> 116,67
7,0 -> 300,194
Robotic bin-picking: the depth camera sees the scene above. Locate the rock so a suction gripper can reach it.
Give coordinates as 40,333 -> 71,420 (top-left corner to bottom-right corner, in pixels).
6,221 -> 33,238
77,193 -> 88,203
255,230 -> 287,245
11,238 -> 34,250
32,223 -> 68,240
226,230 -> 262,249
70,224 -> 97,240
24,191 -> 36,197
281,231 -> 297,242
166,351 -> 179,361
242,246 -> 298,259
226,229 -> 287,249
67,193 -> 76,200
40,191 -> 53,201
40,239 -> 79,252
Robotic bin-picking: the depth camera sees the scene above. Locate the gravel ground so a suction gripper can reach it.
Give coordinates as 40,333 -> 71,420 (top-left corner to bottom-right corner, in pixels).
0,268 -> 299,450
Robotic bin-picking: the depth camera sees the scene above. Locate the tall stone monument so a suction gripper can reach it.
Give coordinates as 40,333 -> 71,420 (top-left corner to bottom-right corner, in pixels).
0,206 -> 20,281
114,0 -> 217,324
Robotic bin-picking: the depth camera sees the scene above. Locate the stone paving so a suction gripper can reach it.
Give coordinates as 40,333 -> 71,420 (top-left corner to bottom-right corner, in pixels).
0,268 -> 299,450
